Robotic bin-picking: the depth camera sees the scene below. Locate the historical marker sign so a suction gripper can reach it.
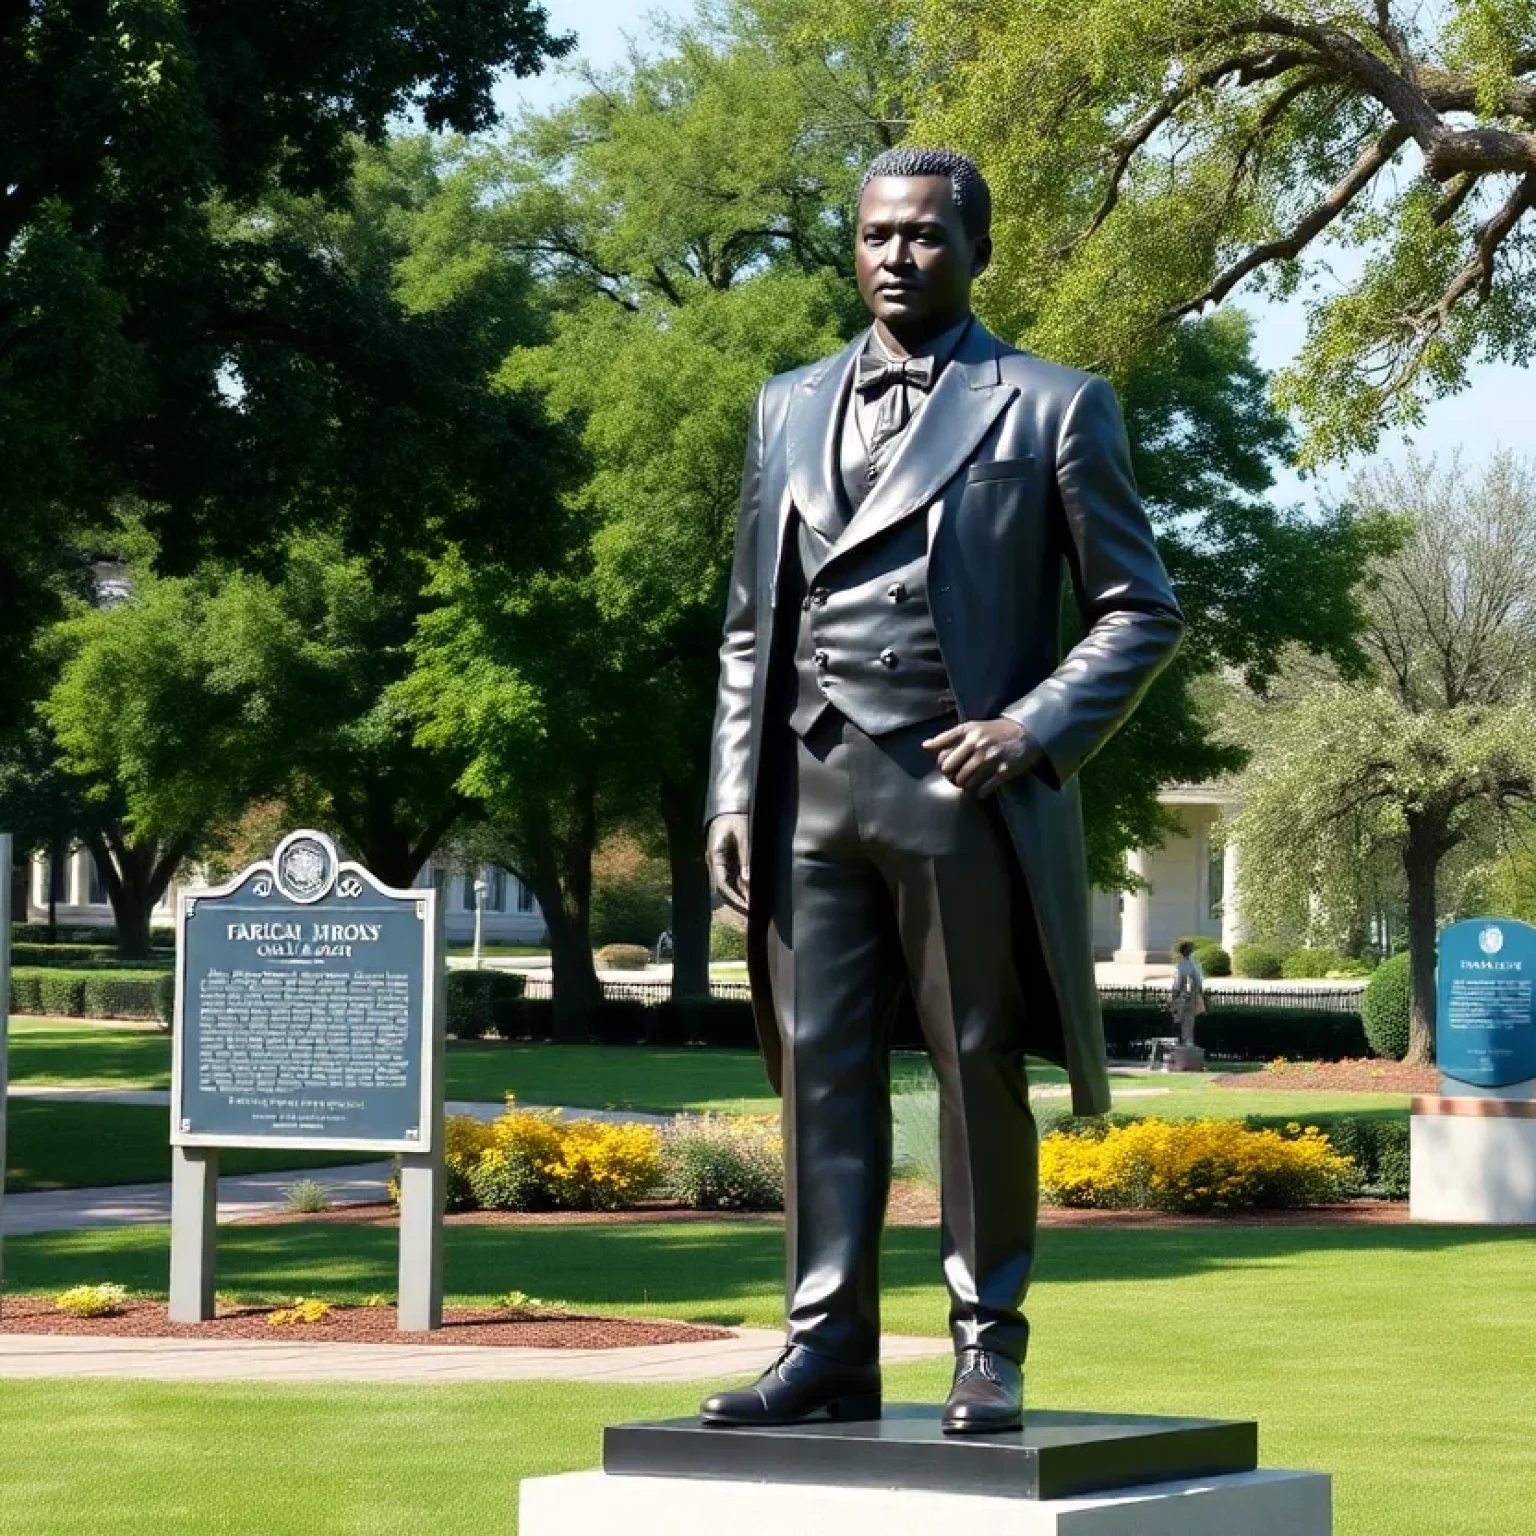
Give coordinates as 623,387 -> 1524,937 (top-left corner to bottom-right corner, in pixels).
1437,918 -> 1536,1090
172,830 -> 437,1153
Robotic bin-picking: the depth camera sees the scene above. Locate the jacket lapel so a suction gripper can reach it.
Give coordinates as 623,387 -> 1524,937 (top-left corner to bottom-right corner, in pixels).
831,320 -> 1018,561
786,333 -> 865,541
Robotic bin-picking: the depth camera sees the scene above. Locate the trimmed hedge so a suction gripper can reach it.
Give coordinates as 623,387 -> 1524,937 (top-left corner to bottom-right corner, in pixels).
12,923 -> 120,945
445,970 -> 527,1039
1231,942 -> 1288,979
709,921 -> 747,962
1362,951 -> 1413,1061
594,943 -> 650,970
10,942 -> 172,971
1101,1001 -> 1368,1062
1281,947 -> 1344,979
1192,943 -> 1231,977
9,966 -> 174,1022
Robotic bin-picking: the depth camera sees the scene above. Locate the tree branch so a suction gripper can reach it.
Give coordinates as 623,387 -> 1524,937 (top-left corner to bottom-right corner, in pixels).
1068,49 -> 1319,252
1400,172 -> 1536,338
1162,122 -> 1410,319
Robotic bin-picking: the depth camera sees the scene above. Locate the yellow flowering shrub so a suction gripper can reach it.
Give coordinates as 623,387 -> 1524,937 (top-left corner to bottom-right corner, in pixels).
268,1298 -> 333,1326
489,1106 -> 566,1171
55,1283 -> 129,1318
545,1119 -> 665,1211
1039,1119 -> 1354,1213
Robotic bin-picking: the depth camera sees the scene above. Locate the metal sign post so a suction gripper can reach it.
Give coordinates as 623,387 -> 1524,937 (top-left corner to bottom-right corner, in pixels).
169,830 -> 444,1327
0,832 -> 11,1319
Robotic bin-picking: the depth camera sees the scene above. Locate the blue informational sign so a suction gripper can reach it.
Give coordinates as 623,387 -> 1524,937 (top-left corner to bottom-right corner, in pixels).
1437,918 -> 1536,1090
171,830 -> 439,1152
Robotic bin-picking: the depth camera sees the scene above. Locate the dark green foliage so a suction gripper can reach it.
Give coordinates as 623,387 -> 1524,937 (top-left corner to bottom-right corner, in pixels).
8,968 -> 171,1022
10,944 -> 170,971
1193,944 -> 1231,976
1282,948 -> 1345,979
1363,953 -> 1413,1061
1231,942 -> 1289,979
586,999 -> 654,1046
709,923 -> 748,962
445,970 -> 527,1040
1265,1116 -> 1410,1201
467,1149 -> 547,1212
11,924 -> 122,945
1100,1001 -> 1367,1061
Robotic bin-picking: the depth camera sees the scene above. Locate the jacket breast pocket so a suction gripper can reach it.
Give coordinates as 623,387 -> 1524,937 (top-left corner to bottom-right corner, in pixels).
966,455 -> 1036,485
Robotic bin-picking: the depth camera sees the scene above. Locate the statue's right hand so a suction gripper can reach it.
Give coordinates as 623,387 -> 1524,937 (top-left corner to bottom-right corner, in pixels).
707,813 -> 751,918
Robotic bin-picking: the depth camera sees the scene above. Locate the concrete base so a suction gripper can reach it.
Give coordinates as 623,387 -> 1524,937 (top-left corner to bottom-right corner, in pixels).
1411,1104 -> 1536,1224
521,1468 -> 1331,1535
1167,1044 -> 1206,1073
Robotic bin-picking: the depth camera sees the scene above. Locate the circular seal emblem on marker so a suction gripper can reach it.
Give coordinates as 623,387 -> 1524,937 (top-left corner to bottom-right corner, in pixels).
1479,924 -> 1504,956
271,829 -> 339,905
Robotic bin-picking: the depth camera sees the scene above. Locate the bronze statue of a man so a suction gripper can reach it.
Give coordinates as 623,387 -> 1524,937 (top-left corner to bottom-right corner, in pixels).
700,148 -> 1183,1433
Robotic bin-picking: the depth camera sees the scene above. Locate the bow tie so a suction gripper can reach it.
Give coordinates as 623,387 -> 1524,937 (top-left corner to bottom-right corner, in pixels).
855,353 -> 937,396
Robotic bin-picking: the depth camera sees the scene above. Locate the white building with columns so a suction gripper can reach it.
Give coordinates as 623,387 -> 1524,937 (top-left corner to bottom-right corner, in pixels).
23,846 -> 547,947
1091,783 -> 1246,964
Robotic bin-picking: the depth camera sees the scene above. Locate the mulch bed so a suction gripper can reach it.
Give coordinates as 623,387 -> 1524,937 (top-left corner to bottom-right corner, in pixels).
1212,1060 -> 1436,1094
237,1178 -> 1408,1232
0,1296 -> 733,1349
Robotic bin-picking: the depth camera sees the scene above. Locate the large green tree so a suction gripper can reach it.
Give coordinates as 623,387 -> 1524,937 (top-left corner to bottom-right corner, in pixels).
912,0 -> 1536,461
1228,454 -> 1536,1062
0,0 -> 571,731
485,0 -> 1385,1001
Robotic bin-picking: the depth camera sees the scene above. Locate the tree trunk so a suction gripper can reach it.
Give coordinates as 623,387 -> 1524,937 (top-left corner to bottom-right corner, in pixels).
659,771 -> 712,1002
518,779 -> 601,1044
85,829 -> 191,961
1402,820 -> 1444,1066
329,783 -> 463,889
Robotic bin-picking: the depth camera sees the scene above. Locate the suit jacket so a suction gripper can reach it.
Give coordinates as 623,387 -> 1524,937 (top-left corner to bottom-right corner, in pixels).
706,318 -> 1184,1115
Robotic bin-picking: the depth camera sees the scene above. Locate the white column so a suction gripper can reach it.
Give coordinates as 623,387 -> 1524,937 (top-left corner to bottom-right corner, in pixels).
68,845 -> 90,908
1220,823 -> 1248,954
1113,847 -> 1151,964
29,853 -> 47,915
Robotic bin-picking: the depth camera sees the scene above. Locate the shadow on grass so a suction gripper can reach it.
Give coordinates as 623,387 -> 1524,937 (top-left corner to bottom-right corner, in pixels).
5,1219 -> 1531,1324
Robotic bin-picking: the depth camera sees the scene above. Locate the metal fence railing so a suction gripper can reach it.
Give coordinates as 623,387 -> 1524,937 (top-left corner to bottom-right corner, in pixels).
517,975 -> 1364,1014
1099,982 -> 1365,1014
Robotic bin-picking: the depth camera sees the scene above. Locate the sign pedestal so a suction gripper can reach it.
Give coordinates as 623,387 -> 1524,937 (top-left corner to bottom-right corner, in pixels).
1410,1095 -> 1536,1225
1417,919 -> 1536,1224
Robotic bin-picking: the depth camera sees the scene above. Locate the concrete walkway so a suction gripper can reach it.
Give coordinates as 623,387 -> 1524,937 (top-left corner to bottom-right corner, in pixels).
0,1327 -> 950,1384
0,1162 -> 395,1236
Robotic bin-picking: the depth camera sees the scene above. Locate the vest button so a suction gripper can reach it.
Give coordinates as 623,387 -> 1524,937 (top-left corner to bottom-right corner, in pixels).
879,648 -> 899,669
812,587 -> 830,607
886,582 -> 908,603
814,650 -> 830,669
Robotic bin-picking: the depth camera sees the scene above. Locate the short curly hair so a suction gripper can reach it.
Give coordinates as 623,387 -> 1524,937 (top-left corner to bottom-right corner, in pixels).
857,147 -> 992,239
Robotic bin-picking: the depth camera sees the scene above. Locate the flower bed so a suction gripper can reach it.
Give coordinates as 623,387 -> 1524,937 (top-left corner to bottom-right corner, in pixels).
1040,1117 -> 1355,1213
398,1104 -> 786,1216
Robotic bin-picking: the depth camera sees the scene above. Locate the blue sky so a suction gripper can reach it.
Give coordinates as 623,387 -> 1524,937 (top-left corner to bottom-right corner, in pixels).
497,0 -> 1531,507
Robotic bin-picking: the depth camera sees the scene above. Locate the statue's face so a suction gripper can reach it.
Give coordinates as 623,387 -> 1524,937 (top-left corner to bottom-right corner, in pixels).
854,174 -> 990,337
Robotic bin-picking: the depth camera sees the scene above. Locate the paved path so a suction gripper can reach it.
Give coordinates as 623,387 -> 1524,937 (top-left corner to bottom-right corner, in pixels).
0,1162 -> 395,1236
0,1327 -> 949,1384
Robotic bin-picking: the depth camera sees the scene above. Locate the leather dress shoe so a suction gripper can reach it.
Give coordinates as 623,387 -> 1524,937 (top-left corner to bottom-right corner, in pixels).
700,1345 -> 881,1427
941,1347 -> 1023,1434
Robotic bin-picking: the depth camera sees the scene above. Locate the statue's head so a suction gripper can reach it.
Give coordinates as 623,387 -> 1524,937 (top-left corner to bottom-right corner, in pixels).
855,147 -> 992,340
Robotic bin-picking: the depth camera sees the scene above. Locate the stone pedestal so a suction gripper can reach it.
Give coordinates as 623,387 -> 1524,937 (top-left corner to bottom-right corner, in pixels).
1167,1044 -> 1206,1073
521,1408 -> 1331,1536
1411,1095 -> 1536,1224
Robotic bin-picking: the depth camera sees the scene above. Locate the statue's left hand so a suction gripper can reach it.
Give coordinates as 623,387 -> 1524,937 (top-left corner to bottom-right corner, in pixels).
923,717 -> 1042,799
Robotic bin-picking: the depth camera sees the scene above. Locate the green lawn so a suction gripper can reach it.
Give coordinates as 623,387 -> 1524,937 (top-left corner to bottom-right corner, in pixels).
6,1019 -> 172,1088
1,1219 -> 1532,1535
4,1102 -> 370,1193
